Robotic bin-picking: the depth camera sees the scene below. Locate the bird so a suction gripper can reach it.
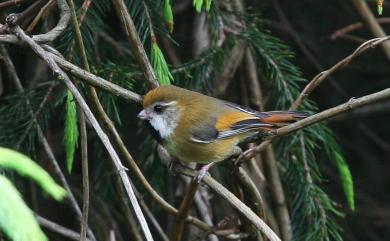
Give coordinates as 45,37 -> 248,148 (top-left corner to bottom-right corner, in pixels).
138,85 -> 308,181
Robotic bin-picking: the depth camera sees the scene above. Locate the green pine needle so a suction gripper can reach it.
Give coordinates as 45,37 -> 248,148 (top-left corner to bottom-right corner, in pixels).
151,42 -> 174,85
0,147 -> 67,200
193,0 -> 212,12
334,151 -> 355,210
0,175 -> 48,241
163,0 -> 174,32
64,90 -> 78,173
378,5 -> 383,15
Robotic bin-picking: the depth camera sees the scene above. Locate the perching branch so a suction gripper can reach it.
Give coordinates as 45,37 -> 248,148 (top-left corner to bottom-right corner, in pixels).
10,25 -> 154,241
240,87 -> 390,162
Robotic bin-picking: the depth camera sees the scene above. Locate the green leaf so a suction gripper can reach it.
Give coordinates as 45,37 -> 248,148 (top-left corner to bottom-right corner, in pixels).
334,151 -> 355,210
64,90 -> 78,173
205,0 -> 212,11
378,5 -> 383,15
0,147 -> 67,200
193,0 -> 212,12
0,175 -> 48,241
163,0 -> 174,33
151,42 -> 174,85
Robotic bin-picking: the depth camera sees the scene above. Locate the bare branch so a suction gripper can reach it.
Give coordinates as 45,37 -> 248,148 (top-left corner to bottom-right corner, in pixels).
330,18 -> 390,41
111,0 -> 158,88
78,110 -> 89,241
0,0 -> 70,44
174,165 -> 281,241
290,36 -> 390,110
37,215 -> 91,241
350,0 -> 390,59
240,87 -> 390,162
46,52 -> 142,103
172,180 -> 200,241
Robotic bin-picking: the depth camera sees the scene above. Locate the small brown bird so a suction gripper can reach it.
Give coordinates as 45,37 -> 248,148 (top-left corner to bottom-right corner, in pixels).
138,85 -> 307,180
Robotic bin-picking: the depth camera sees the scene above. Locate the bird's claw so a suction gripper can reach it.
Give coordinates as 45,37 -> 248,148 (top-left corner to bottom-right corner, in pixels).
194,162 -> 215,183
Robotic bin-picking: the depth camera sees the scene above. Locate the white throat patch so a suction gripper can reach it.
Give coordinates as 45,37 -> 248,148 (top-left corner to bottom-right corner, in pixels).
148,101 -> 180,139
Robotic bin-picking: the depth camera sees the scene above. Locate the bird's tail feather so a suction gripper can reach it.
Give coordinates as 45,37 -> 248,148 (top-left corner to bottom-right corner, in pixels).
260,111 -> 309,128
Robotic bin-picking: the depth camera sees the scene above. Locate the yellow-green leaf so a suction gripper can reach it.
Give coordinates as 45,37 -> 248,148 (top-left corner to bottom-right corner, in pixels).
163,0 -> 174,32
64,90 -> 78,173
0,175 -> 48,241
151,42 -> 174,85
0,147 -> 67,200
334,151 -> 355,210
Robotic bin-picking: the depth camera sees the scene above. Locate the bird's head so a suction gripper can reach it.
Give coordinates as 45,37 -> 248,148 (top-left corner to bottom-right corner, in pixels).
138,85 -> 185,140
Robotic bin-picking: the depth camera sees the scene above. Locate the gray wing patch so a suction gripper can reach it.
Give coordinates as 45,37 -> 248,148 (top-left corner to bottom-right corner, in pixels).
190,124 -> 219,144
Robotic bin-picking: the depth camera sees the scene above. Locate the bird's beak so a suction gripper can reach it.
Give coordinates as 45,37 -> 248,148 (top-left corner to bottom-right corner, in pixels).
137,110 -> 149,120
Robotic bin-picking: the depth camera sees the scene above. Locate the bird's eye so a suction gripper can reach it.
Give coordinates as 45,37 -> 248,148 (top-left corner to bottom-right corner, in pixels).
153,104 -> 165,113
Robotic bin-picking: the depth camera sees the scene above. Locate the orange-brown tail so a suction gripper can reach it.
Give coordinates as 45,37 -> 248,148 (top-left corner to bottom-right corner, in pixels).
259,111 -> 309,128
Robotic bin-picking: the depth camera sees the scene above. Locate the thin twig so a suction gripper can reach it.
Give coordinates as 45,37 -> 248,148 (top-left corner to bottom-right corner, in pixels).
0,0 -> 28,10
26,0 -> 56,33
78,110 -> 89,241
174,165 -> 281,241
0,0 -> 70,44
11,25 -> 154,241
290,36 -> 390,110
1,0 -> 48,28
172,179 -> 200,241
111,0 -> 158,88
330,18 -> 390,40
64,1 -> 94,239
263,146 -> 291,240
113,176 -> 143,241
350,0 -> 390,59
46,51 -> 142,102
37,215 -> 91,241
135,189 -> 170,241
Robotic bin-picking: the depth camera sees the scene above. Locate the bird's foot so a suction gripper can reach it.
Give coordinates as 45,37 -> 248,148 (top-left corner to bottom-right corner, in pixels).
195,162 -> 215,183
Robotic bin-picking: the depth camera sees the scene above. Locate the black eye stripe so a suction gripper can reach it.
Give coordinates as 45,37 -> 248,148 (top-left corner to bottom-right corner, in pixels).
154,104 -> 165,113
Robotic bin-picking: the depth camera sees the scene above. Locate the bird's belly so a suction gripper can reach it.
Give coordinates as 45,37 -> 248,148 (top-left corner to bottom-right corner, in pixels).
164,137 -> 239,164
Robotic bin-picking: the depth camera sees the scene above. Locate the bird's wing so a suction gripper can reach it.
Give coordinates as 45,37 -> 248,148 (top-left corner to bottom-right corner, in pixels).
190,104 -> 271,143
189,102 -> 308,144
